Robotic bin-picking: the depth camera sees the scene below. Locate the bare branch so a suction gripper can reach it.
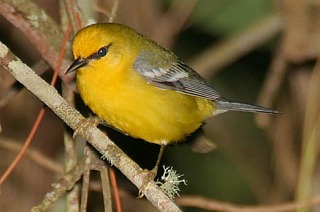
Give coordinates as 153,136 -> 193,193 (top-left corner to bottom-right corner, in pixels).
176,195 -> 320,212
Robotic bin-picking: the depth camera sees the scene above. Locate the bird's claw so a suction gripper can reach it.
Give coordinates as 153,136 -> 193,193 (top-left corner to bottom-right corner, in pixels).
73,116 -> 102,139
137,168 -> 158,198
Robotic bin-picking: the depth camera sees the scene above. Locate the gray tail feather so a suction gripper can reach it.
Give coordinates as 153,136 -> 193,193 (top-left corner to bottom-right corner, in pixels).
215,98 -> 281,115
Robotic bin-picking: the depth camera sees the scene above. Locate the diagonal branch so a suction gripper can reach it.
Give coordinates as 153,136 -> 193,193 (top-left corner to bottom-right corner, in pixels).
0,42 -> 181,212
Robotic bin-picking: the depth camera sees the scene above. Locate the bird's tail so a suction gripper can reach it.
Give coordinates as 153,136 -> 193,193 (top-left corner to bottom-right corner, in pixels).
213,98 -> 281,116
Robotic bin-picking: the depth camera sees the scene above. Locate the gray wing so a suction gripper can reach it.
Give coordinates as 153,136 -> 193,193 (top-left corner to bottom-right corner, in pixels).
133,50 -> 221,100
133,50 -> 281,115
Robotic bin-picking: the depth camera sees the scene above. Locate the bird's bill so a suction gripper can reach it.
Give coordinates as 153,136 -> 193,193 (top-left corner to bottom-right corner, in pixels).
66,57 -> 88,74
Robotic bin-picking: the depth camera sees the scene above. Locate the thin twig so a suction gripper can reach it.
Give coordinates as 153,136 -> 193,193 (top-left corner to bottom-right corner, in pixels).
255,47 -> 288,128
63,85 -> 80,212
295,55 -> 320,207
176,195 -> 320,212
101,167 -> 113,212
153,0 -> 198,49
109,167 -> 122,212
59,2 -> 81,211
62,36 -> 80,211
0,138 -> 63,173
63,0 -> 82,32
80,147 -> 91,212
0,108 -> 46,186
94,151 -> 113,212
93,0 -> 119,22
32,156 -> 88,211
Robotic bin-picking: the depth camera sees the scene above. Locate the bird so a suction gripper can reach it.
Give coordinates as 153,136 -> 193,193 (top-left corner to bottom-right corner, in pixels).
66,23 -> 280,191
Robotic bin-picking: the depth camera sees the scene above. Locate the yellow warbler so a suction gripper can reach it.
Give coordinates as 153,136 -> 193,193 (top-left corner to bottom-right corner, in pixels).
67,23 -> 279,186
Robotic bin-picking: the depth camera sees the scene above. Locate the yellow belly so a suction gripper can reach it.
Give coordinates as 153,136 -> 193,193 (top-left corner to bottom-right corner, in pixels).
76,66 -> 214,145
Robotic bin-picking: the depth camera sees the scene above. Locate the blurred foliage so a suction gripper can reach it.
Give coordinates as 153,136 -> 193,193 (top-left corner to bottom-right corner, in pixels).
191,0 -> 272,35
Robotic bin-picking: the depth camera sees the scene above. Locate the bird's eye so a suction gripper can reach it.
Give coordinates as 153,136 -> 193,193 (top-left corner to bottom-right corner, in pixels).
87,44 -> 111,60
97,47 -> 107,57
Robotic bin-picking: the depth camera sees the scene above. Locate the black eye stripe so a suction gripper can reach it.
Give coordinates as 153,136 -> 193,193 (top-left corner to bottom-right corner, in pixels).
88,43 -> 112,60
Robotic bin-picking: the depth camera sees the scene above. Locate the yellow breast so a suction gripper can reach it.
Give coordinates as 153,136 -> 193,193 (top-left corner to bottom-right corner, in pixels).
76,61 -> 214,145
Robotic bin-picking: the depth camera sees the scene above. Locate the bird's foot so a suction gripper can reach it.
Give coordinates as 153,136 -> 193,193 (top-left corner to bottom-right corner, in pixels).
137,167 -> 158,198
73,116 -> 102,139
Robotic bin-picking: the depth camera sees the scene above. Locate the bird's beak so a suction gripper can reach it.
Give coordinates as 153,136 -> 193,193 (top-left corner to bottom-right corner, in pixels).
66,57 -> 88,74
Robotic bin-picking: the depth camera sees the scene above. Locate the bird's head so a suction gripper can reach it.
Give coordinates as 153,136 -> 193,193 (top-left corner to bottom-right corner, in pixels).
66,23 -> 143,74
